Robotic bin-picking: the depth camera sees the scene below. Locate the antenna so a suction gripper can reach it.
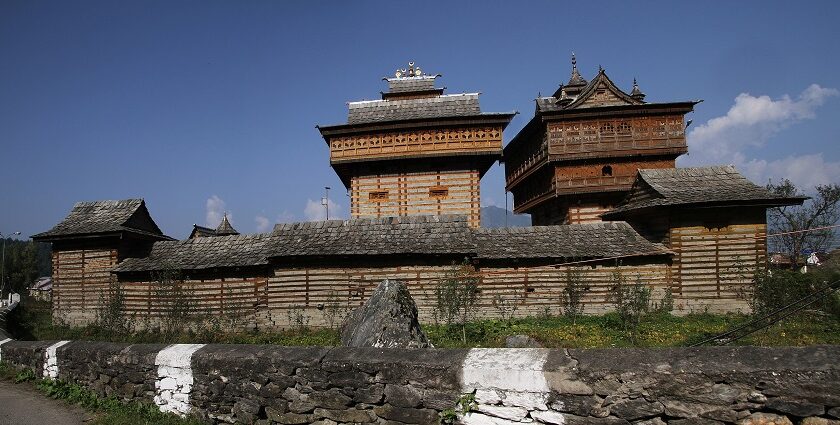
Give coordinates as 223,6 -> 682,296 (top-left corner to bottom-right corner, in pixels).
322,186 -> 331,220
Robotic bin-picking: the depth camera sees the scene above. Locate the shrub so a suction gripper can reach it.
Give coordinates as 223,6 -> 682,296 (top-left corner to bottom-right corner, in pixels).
435,259 -> 480,343
606,268 -> 651,343
751,267 -> 840,318
561,267 -> 589,324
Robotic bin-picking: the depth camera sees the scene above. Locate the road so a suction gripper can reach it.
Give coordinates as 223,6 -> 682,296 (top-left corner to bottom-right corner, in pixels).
0,380 -> 95,425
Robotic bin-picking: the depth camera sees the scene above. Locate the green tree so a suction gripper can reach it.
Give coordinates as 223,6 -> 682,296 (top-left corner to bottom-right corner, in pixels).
766,180 -> 840,269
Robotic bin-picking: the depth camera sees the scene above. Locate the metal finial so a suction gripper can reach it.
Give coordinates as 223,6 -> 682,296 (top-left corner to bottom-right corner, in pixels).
571,52 -> 577,70
599,64 -> 603,72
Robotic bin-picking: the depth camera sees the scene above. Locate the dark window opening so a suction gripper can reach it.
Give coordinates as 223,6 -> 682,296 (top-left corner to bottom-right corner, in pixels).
429,186 -> 449,199
601,165 -> 613,177
369,191 -> 388,201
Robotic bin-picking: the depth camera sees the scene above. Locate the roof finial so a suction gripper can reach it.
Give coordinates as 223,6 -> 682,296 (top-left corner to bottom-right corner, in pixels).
567,52 -> 587,87
395,61 -> 424,78
630,77 -> 646,101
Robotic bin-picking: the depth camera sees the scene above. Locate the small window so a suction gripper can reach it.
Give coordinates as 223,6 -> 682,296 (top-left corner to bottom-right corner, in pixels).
429,186 -> 449,199
369,191 -> 388,201
601,165 -> 613,177
618,121 -> 632,133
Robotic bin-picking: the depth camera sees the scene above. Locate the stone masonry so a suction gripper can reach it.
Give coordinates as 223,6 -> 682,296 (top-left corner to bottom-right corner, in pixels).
0,341 -> 838,424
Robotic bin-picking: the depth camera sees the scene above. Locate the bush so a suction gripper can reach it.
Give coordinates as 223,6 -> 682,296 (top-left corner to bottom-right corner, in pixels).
751,267 -> 840,318
561,267 -> 589,323
606,268 -> 652,343
434,259 -> 480,343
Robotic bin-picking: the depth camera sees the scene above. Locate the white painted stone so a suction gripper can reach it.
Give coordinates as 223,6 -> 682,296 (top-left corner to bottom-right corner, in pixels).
476,404 -> 529,421
461,348 -> 550,393
43,340 -> 70,379
153,344 -> 205,416
460,412 -> 529,425
475,389 -> 503,405
158,377 -> 178,390
0,338 -> 12,362
502,391 -> 549,410
531,410 -> 567,424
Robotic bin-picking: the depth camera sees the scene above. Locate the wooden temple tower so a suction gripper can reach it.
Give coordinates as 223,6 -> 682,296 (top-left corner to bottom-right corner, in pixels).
504,55 -> 700,225
317,62 -> 515,227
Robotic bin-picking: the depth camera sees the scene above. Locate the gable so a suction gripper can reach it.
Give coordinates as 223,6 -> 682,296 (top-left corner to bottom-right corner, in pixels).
577,81 -> 635,108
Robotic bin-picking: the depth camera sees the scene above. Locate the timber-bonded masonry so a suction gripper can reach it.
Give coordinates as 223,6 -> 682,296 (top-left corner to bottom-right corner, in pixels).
0,340 -> 838,424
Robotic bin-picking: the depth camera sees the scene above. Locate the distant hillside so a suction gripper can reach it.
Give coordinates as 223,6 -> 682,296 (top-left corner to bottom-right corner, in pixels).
481,206 -> 531,228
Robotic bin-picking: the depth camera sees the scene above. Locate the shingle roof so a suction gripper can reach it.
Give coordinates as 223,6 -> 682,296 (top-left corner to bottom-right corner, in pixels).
270,215 -> 475,257
474,222 -> 669,260
386,76 -> 438,93
346,93 -> 483,125
215,214 -> 239,236
112,233 -> 275,273
604,166 -> 807,217
108,215 -> 669,272
32,199 -> 169,240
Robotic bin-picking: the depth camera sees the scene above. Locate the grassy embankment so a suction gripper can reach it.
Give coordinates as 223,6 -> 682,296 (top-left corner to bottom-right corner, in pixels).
11,298 -> 840,348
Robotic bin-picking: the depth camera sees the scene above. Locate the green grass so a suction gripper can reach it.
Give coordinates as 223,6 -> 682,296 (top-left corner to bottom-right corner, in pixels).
0,362 -> 200,425
11,298 -> 840,348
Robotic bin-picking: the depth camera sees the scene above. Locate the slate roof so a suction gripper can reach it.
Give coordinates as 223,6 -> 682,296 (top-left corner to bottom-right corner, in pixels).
32,199 -> 170,240
346,93 -> 484,125
270,215 -> 475,257
474,222 -> 669,260
215,214 -> 239,236
112,233 -> 275,273
386,76 -> 438,93
604,166 -> 807,217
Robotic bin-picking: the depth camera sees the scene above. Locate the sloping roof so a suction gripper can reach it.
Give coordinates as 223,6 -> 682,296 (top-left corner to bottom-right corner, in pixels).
537,69 -> 642,114
270,215 -> 475,257
604,166 -> 807,217
215,214 -> 239,236
112,233 -> 275,273
474,222 -> 669,260
189,225 -> 216,239
32,199 -> 170,240
346,93 -> 483,125
30,277 -> 52,291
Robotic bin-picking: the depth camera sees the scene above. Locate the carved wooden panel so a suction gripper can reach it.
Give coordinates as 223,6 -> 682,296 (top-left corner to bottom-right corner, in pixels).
330,126 -> 503,162
547,115 -> 687,160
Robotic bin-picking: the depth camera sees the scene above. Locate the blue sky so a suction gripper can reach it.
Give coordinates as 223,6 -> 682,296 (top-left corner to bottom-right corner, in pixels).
2,0 -> 839,239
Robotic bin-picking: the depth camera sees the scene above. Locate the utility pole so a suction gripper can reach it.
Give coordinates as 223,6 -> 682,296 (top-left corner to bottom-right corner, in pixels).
0,231 -> 21,299
322,186 -> 331,220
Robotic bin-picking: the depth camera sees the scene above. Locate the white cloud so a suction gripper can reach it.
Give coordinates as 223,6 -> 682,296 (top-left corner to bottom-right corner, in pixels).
255,215 -> 271,232
682,84 -> 839,188
741,153 -> 840,189
276,210 -> 295,223
304,198 -> 342,221
205,195 -> 228,227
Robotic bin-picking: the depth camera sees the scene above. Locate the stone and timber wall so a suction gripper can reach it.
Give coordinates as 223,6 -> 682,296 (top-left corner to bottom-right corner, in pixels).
1,340 -> 839,425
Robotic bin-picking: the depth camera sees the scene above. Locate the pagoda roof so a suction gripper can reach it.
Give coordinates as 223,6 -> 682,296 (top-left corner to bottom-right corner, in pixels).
317,62 -> 515,136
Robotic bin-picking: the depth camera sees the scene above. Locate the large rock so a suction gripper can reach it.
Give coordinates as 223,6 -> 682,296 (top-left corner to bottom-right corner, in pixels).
339,279 -> 431,348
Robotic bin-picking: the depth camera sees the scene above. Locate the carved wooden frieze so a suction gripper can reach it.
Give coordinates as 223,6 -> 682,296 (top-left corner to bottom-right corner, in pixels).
329,126 -> 503,162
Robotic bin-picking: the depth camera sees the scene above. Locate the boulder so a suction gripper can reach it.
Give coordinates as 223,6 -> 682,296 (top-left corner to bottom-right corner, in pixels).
339,279 -> 431,348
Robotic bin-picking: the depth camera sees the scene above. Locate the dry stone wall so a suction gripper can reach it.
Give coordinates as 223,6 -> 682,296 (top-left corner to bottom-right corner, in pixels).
0,341 -> 838,425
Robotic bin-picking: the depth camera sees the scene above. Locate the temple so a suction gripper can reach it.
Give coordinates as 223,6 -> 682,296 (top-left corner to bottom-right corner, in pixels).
504,54 -> 698,224
317,62 -> 515,228
32,60 -> 806,329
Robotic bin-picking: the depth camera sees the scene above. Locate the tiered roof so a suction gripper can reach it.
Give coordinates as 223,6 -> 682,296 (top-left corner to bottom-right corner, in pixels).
317,62 -> 515,134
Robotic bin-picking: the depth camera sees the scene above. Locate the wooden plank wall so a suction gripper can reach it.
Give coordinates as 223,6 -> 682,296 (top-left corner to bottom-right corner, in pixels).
351,169 -> 481,227
265,263 -> 672,329
52,248 -> 117,325
670,222 -> 764,314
